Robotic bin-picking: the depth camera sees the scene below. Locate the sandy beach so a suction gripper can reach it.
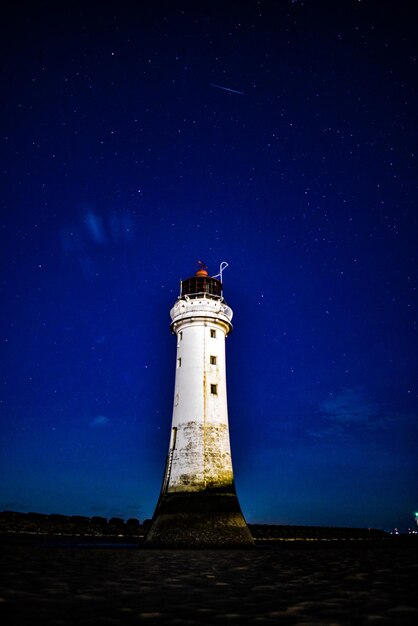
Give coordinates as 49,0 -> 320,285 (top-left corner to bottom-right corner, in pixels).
1,539 -> 417,625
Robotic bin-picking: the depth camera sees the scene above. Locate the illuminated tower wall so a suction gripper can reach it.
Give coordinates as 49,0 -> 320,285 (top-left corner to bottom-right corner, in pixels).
145,265 -> 253,547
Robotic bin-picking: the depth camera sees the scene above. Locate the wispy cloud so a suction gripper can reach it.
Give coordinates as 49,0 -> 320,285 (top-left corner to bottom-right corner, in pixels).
320,389 -> 377,424
308,388 -> 411,441
84,212 -> 108,245
89,415 -> 110,428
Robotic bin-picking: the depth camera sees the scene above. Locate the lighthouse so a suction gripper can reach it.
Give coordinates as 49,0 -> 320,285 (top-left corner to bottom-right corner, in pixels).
145,262 -> 253,547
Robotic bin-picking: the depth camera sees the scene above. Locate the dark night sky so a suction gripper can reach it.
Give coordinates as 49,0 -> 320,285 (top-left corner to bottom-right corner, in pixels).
0,1 -> 417,531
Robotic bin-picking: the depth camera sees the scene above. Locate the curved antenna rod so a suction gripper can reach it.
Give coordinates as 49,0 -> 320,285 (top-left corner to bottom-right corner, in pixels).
219,261 -> 229,283
212,261 -> 229,286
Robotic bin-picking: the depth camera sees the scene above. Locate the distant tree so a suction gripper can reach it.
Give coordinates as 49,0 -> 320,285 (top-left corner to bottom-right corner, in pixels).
70,515 -> 90,535
0,510 -> 25,533
49,514 -> 68,522
125,518 -> 140,535
71,515 -> 89,524
89,516 -> 108,536
90,516 -> 107,526
27,512 -> 47,521
26,512 -> 48,534
108,517 -> 125,535
47,513 -> 70,535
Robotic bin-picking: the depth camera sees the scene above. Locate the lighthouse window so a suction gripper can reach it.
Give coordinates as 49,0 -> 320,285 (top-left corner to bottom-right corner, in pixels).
179,331 -> 183,341
210,355 -> 217,365
177,358 -> 181,368
210,329 -> 216,338
210,384 -> 218,395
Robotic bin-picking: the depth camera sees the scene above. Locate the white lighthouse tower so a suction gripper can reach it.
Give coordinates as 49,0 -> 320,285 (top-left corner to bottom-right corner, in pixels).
145,262 -> 253,547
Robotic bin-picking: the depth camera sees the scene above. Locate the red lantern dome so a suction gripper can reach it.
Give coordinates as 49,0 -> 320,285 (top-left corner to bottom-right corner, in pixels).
195,260 -> 208,277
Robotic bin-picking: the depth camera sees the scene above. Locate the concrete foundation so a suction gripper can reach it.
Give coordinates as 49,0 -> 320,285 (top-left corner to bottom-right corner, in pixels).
144,488 -> 254,548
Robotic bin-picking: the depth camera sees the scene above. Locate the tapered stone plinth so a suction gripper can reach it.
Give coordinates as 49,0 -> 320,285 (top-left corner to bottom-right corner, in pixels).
144,489 -> 254,548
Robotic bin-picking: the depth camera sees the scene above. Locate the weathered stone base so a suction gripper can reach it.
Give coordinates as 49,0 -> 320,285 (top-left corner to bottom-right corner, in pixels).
144,490 -> 254,548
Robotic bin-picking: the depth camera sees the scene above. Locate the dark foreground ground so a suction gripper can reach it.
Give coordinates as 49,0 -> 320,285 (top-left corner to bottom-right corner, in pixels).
1,538 -> 417,625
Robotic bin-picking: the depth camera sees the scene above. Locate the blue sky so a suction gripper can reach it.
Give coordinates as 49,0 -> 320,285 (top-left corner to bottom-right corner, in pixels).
0,0 -> 417,531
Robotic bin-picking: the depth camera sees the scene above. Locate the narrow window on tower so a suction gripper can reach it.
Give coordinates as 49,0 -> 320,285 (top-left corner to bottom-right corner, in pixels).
179,331 -> 183,341
210,355 -> 217,365
177,357 -> 181,368
210,329 -> 216,338
210,384 -> 218,395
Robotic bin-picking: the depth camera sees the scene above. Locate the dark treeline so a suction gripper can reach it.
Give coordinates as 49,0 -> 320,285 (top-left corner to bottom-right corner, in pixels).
0,510 -> 388,541
249,524 -> 388,541
0,510 -> 149,537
